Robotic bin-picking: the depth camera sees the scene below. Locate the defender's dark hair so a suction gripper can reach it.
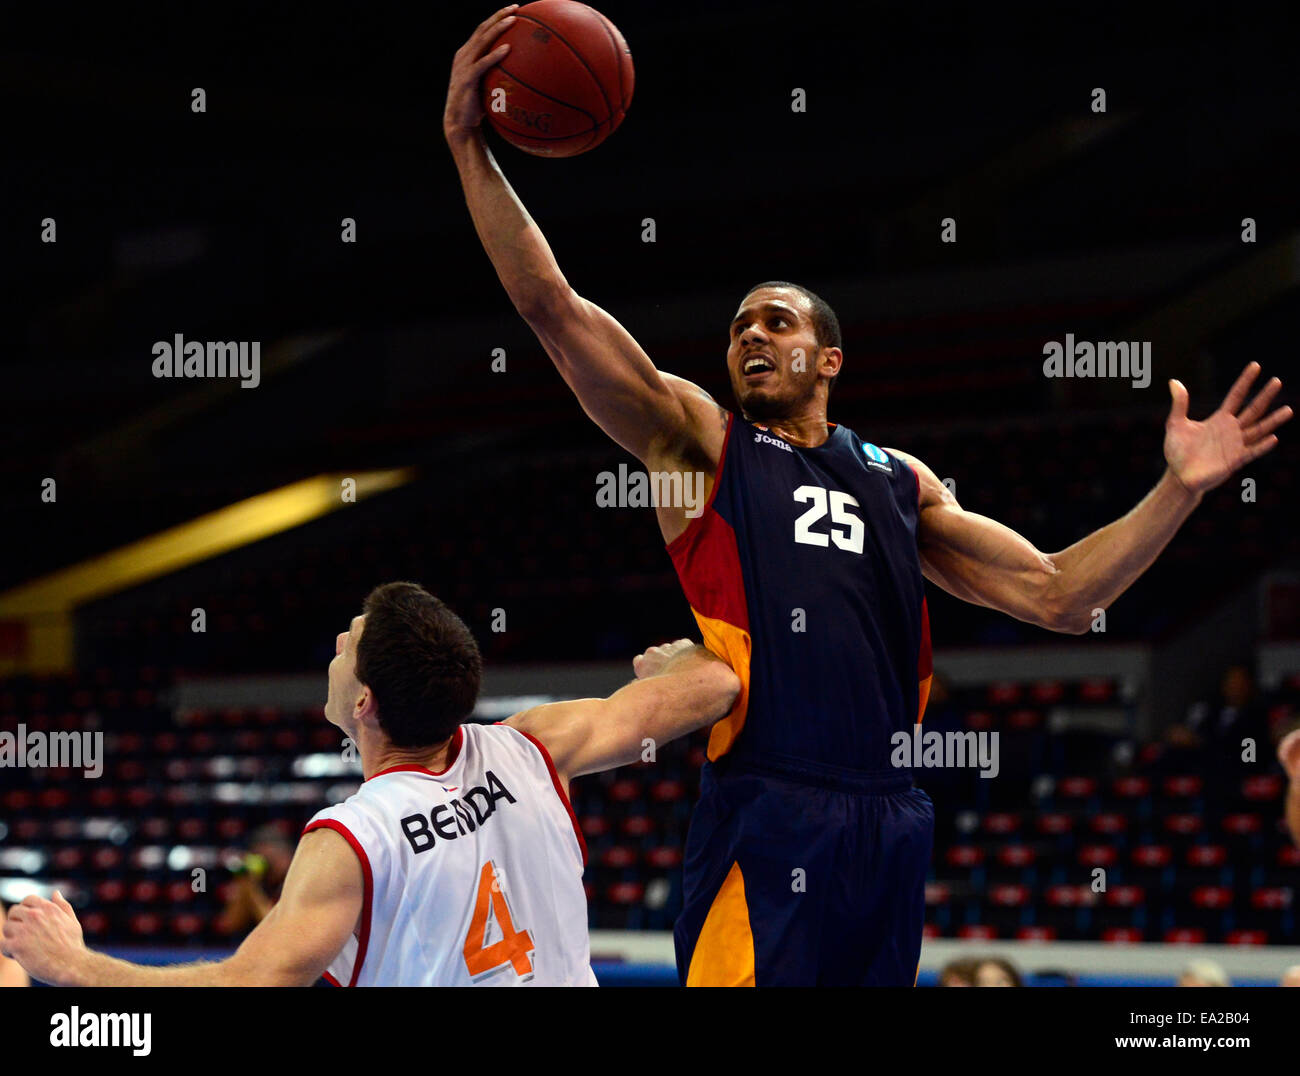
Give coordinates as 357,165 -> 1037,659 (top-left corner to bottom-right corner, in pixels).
745,280 -> 842,392
355,582 -> 482,748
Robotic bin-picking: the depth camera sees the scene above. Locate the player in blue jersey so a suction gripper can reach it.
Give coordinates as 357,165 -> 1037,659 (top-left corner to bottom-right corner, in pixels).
444,6 -> 1293,985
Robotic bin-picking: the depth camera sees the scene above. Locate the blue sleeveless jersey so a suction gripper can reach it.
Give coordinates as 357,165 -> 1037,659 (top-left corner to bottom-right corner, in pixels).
667,414 -> 933,776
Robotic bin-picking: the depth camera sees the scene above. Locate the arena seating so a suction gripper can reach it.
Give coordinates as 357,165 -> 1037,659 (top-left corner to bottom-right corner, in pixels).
2,669 -> 1295,946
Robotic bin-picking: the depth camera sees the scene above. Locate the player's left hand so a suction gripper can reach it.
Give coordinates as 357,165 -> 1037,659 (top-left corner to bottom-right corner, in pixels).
1164,361 -> 1292,496
0,891 -> 87,986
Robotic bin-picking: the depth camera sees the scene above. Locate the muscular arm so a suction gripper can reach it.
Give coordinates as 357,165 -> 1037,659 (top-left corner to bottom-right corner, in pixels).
887,448 -> 1200,635
505,641 -> 740,785
2,829 -> 361,987
886,364 -> 1289,634
443,10 -> 723,468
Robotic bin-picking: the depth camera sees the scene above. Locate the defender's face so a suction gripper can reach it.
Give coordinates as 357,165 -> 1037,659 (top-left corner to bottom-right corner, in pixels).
726,287 -> 822,421
325,614 -> 365,732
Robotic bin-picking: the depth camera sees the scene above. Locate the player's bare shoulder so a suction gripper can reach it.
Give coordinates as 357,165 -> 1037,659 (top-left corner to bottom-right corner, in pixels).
655,372 -> 729,473
881,446 -> 957,511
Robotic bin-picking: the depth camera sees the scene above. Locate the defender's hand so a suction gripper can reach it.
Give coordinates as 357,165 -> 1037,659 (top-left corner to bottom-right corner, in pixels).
443,5 -> 518,140
0,891 -> 87,987
633,639 -> 697,680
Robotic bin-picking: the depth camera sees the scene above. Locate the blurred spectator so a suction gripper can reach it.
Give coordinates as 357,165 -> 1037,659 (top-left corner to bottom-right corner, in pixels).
215,824 -> 293,936
1278,727 -> 1300,848
973,958 -> 1022,987
1163,665 -> 1270,779
0,903 -> 31,988
1176,960 -> 1230,987
1280,965 -> 1300,988
938,957 -> 979,987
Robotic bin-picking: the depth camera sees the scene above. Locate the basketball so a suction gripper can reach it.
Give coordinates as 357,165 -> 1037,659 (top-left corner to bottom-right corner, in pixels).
481,0 -> 634,157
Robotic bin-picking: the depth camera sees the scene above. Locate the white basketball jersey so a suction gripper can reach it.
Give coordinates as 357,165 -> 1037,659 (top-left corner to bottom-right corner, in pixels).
303,721 -> 596,987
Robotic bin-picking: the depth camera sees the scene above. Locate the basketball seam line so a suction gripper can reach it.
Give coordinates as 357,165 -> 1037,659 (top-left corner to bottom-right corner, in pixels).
514,12 -> 614,128
591,13 -> 628,114
494,63 -> 601,146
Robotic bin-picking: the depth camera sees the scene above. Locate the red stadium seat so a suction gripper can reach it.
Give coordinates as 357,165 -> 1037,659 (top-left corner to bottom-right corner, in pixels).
989,884 -> 1029,907
1077,679 -> 1116,703
957,924 -> 997,940
620,815 -> 654,838
644,846 -> 683,869
578,815 -> 610,839
1030,680 -> 1065,704
1241,775 -> 1283,801
1102,928 -> 1143,944
1057,777 -> 1097,799
1164,928 -> 1206,944
94,881 -> 127,904
1016,926 -> 1057,941
1112,776 -> 1150,799
607,779 -> 641,803
1077,844 -> 1118,867
599,846 -> 637,870
606,882 -> 645,905
987,682 -> 1022,707
1088,813 -> 1126,835
128,913 -> 163,937
996,845 -> 1036,868
131,880 -> 162,903
1035,813 -> 1073,835
1225,930 -> 1267,946
1103,886 -> 1145,907
1162,775 -> 1203,798
983,812 -> 1021,835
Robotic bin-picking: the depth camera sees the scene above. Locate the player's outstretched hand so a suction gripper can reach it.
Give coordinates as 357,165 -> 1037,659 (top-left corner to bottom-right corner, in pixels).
633,639 -> 697,680
1164,361 -> 1292,496
0,891 -> 86,987
1279,727 -> 1300,782
443,5 -> 519,141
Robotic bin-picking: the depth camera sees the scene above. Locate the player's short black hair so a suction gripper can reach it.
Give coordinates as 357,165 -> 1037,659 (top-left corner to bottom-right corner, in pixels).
355,582 -> 482,748
745,280 -> 842,393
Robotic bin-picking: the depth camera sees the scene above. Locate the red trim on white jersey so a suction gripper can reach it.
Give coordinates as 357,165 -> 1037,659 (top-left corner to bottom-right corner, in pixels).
321,970 -> 341,987
368,726 -> 465,781
512,727 -> 588,866
302,819 -> 373,987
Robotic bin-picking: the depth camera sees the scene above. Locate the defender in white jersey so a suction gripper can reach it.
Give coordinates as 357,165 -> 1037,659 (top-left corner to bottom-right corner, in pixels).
308,720 -> 596,987
2,582 -> 739,988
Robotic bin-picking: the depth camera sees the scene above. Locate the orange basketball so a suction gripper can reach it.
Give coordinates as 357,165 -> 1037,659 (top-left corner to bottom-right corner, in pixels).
482,1 -> 634,158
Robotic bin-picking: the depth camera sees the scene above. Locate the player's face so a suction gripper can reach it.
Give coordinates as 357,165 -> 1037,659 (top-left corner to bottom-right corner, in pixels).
726,287 -> 822,421
324,615 -> 365,732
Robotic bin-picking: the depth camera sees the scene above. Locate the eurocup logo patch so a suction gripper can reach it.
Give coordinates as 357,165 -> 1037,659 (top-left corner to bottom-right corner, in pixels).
862,442 -> 893,474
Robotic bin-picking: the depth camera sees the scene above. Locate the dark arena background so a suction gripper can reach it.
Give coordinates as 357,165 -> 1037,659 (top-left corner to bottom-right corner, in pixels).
1,0 -> 1299,1046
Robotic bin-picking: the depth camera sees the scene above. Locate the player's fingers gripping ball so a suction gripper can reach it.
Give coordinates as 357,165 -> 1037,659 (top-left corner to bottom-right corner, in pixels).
482,0 -> 634,157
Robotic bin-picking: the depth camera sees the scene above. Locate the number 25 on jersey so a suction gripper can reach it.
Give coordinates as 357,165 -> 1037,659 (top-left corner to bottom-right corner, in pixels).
793,485 -> 864,554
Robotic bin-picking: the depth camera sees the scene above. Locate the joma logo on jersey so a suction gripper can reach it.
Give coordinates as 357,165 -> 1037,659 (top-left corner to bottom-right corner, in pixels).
400,770 -> 517,854
754,431 -> 793,452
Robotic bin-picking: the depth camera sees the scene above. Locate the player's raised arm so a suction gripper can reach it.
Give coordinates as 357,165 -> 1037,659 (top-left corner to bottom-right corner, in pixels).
887,361 -> 1291,634
442,8 -> 722,466
1,828 -> 361,987
505,639 -> 740,785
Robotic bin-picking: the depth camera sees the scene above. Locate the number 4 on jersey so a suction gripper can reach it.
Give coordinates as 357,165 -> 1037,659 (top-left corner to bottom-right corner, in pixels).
463,860 -> 536,981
